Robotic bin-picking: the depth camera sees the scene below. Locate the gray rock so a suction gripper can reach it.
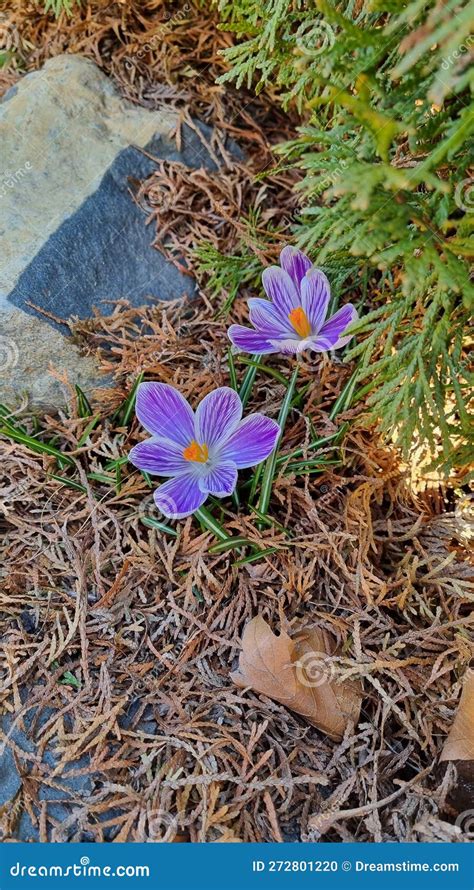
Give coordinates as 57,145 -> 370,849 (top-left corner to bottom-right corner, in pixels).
0,707 -> 93,841
0,741 -> 22,806
0,54 -> 236,410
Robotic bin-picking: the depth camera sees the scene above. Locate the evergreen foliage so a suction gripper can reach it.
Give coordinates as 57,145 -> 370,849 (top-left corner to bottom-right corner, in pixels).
213,0 -> 474,477
39,0 -> 79,16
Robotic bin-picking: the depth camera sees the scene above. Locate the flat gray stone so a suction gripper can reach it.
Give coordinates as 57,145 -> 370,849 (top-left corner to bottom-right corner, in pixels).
0,707 -> 93,841
0,54 -> 236,410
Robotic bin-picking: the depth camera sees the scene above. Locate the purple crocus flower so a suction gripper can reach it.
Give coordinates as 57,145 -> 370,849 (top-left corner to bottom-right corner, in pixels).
228,246 -> 358,355
129,383 -> 280,519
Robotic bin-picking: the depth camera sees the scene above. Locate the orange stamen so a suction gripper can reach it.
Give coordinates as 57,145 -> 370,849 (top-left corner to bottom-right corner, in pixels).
183,439 -> 209,463
288,306 -> 312,338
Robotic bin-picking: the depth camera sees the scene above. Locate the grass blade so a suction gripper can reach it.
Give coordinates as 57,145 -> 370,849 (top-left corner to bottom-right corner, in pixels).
140,516 -> 178,537
1,426 -> 75,466
49,474 -> 87,494
238,355 -> 262,408
194,505 -> 231,542
249,505 -> 291,536
114,372 -> 144,426
227,348 -> 238,391
237,357 -> 289,388
233,546 -> 280,566
208,535 -> 253,554
257,363 -> 299,519
75,384 -> 92,418
77,414 -> 100,447
275,425 -> 348,466
329,368 -> 359,420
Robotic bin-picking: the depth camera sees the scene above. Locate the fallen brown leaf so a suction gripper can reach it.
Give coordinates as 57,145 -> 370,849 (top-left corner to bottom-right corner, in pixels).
231,616 -> 362,741
440,668 -> 474,762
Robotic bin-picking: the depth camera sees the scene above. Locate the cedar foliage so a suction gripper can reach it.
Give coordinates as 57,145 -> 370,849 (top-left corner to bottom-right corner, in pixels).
214,0 -> 474,478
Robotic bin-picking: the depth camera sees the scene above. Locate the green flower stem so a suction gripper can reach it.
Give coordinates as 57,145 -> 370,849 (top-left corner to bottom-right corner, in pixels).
194,505 -> 231,542
227,348 -> 238,391
238,355 -> 262,408
257,363 -> 299,520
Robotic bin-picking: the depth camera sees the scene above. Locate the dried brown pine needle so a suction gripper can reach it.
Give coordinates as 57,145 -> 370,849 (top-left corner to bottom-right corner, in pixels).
1,298 -> 473,843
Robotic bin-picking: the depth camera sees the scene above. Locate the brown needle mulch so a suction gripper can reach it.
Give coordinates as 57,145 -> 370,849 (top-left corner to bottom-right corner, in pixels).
1,295 -> 473,843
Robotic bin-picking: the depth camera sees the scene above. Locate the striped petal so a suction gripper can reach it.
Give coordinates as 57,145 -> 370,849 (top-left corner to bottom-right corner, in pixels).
129,437 -> 187,476
135,382 -> 194,448
228,324 -> 277,355
219,414 -> 280,468
312,304 -> 358,351
198,461 -> 238,496
262,266 -> 299,315
154,473 -> 207,519
248,298 -> 293,337
301,268 -> 331,333
279,246 -> 313,290
195,387 -> 242,448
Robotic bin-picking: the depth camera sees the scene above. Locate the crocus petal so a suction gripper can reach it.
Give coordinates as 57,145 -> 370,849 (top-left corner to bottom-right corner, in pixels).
268,337 -> 311,355
154,473 -> 207,519
262,266 -> 299,316
195,387 -> 242,448
198,460 -> 238,497
301,268 -> 331,333
228,324 -> 277,355
135,382 -> 194,448
219,414 -> 280,469
279,246 -> 313,290
248,298 -> 294,338
313,304 -> 358,351
129,437 -> 188,476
